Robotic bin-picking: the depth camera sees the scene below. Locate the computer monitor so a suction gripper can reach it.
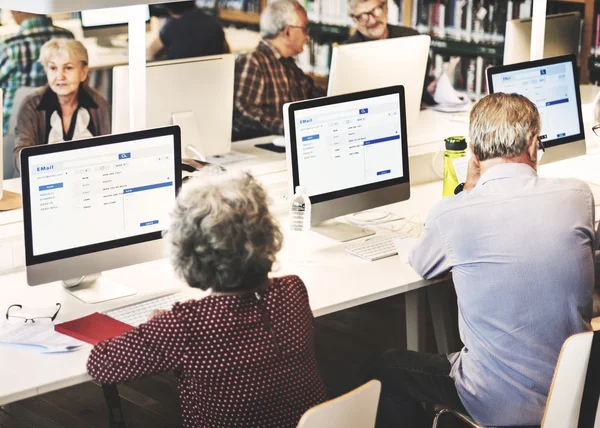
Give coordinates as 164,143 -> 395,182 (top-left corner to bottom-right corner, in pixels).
80,5 -> 151,47
327,35 -> 430,131
487,54 -> 586,164
503,12 -> 581,65
284,86 -> 410,242
20,126 -> 182,304
112,55 -> 234,160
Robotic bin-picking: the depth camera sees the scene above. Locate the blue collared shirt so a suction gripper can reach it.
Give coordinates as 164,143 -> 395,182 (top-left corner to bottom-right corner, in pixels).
409,163 -> 597,426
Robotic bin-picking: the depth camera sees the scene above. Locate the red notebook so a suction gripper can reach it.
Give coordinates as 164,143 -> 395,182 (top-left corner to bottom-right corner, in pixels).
55,312 -> 134,345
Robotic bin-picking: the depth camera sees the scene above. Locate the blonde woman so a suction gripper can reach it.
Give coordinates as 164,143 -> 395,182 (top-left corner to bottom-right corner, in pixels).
13,38 -> 110,173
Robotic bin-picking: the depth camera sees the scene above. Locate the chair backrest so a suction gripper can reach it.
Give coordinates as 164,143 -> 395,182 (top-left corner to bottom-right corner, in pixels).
542,331 -> 600,428
4,86 -> 37,179
297,380 -> 381,428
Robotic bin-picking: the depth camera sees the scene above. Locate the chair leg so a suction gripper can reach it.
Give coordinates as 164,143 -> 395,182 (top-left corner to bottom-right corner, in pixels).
432,408 -> 452,428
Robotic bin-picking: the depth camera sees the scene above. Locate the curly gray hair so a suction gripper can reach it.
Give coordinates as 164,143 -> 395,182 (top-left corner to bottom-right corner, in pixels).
469,93 -> 541,162
167,171 -> 283,293
260,0 -> 305,40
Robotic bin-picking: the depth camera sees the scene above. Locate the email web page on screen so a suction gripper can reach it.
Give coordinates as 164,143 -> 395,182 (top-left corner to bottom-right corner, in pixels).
27,136 -> 176,256
294,94 -> 404,197
490,62 -> 581,144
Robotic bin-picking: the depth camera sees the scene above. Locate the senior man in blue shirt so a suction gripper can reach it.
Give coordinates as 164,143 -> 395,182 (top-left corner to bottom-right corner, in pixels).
368,92 -> 598,427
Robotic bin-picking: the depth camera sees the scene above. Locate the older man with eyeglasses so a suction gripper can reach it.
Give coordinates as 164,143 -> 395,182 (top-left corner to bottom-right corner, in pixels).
367,93 -> 599,428
232,0 -> 325,141
344,0 -> 437,104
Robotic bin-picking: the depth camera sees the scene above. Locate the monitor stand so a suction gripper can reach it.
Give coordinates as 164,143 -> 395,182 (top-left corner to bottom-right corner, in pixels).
311,220 -> 375,242
63,273 -> 137,304
171,111 -> 206,161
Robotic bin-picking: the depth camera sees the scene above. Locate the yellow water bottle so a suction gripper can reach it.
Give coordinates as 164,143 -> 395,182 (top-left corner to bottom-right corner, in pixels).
442,136 -> 467,197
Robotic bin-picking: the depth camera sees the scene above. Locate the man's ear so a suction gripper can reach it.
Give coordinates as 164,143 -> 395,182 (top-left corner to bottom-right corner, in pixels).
283,25 -> 291,38
527,135 -> 538,162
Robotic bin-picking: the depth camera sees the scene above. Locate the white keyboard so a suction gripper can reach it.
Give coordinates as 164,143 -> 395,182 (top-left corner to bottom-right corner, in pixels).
103,290 -> 200,327
345,233 -> 411,261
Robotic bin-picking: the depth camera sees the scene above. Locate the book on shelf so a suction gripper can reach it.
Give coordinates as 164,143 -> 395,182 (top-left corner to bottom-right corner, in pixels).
219,0 -> 261,13
412,0 -> 534,45
196,0 -> 217,7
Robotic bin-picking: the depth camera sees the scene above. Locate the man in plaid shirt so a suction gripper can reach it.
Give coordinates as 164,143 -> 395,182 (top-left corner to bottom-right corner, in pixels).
232,0 -> 325,141
0,11 -> 74,134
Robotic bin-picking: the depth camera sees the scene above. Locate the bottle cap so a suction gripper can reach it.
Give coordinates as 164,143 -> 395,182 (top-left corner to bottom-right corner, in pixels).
295,186 -> 307,194
445,136 -> 467,151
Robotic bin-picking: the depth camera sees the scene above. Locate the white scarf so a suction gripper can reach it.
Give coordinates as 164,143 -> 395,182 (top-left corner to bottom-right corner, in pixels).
48,107 -> 94,145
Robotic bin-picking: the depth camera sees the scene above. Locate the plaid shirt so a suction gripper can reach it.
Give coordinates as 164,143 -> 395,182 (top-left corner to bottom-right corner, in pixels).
232,41 -> 325,141
0,17 -> 73,133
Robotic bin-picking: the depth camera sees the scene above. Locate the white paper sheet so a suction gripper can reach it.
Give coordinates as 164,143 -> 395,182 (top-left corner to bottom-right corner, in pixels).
452,155 -> 471,184
0,321 -> 85,353
431,74 -> 472,113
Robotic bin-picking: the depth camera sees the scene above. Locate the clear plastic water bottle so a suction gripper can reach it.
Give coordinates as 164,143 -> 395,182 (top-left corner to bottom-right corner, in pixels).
290,186 -> 311,232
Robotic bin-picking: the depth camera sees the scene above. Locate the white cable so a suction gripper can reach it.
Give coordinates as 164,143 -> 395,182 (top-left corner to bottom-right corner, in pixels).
345,211 -> 404,226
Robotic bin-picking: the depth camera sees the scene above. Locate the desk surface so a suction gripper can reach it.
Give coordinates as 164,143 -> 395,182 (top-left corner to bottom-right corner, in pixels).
0,135 -> 441,405
2,116 -> 600,406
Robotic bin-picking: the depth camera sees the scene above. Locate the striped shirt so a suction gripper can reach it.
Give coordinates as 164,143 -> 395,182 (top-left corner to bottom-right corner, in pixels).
232,40 -> 325,141
0,17 -> 74,133
409,163 -> 598,426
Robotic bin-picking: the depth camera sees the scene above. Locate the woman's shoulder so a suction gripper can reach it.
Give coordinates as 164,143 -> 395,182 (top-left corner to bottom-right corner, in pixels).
21,86 -> 47,106
271,275 -> 308,295
82,86 -> 110,110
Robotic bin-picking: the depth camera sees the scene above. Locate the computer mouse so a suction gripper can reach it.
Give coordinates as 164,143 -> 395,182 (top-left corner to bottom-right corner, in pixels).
272,137 -> 286,147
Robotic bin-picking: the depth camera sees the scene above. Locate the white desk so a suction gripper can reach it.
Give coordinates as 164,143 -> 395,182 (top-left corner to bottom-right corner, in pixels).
3,116 -> 600,406
0,134 -> 447,406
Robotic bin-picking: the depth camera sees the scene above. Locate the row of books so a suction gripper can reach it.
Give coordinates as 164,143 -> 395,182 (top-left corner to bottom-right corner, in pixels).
217,0 -> 261,13
195,0 -> 217,8
412,0 -> 533,44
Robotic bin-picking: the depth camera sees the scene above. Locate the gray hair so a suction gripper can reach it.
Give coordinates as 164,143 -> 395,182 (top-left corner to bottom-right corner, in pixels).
469,93 -> 540,161
260,0 -> 304,39
167,171 -> 283,293
39,38 -> 89,69
347,0 -> 387,14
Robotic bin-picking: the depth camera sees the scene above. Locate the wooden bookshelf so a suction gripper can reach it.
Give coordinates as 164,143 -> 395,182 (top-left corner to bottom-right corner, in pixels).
401,0 -> 594,83
218,9 -> 261,25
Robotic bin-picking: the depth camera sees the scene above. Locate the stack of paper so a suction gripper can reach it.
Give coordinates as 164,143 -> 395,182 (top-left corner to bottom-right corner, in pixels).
431,74 -> 472,113
0,321 -> 85,353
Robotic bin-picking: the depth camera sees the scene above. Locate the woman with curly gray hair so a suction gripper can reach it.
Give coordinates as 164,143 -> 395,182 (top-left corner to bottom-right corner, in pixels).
87,172 -> 327,428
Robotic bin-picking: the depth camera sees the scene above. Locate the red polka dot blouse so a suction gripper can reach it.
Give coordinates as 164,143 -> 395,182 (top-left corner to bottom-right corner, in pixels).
87,275 -> 327,427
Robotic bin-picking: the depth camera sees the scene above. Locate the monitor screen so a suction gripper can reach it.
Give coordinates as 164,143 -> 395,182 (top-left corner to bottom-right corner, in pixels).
80,6 -> 150,28
487,55 -> 584,149
293,93 -> 405,200
21,127 -> 181,266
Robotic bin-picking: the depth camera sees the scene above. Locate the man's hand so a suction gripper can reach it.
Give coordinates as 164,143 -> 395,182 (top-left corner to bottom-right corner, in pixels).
464,155 -> 481,190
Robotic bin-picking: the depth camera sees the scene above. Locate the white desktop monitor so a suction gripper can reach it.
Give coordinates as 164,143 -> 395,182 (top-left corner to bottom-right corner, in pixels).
487,54 -> 586,164
80,6 -> 150,47
503,12 -> 581,66
20,126 -> 182,304
112,54 -> 234,160
327,35 -> 430,130
284,86 -> 410,242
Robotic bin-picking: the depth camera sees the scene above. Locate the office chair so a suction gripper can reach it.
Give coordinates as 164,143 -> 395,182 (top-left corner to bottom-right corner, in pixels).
432,331 -> 600,428
297,380 -> 381,428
